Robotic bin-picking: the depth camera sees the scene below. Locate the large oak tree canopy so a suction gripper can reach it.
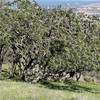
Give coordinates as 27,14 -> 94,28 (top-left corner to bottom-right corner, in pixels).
0,0 -> 100,82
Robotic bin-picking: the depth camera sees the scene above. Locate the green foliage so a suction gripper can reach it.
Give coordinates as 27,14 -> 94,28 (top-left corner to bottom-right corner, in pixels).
0,0 -> 100,82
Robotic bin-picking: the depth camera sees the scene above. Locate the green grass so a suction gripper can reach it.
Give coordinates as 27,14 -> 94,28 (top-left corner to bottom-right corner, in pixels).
1,64 -> 100,100
0,80 -> 100,100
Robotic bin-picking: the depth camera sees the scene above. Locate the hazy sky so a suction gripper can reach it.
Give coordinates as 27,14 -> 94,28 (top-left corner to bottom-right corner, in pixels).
4,0 -> 100,8
6,0 -> 100,1
35,0 -> 99,1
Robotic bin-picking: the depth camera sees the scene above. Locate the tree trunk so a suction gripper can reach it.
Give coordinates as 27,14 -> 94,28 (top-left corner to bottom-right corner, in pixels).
0,44 -> 4,79
0,58 -> 3,78
9,61 -> 16,79
21,58 -> 34,81
76,72 -> 81,81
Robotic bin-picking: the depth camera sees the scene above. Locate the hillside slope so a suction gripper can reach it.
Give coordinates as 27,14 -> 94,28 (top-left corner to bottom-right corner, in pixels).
0,80 -> 100,100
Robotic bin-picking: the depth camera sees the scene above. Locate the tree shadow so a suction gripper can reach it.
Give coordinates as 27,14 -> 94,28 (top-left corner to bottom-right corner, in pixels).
40,81 -> 100,94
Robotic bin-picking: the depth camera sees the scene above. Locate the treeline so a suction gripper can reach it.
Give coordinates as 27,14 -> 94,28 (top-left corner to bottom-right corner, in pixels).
0,0 -> 100,83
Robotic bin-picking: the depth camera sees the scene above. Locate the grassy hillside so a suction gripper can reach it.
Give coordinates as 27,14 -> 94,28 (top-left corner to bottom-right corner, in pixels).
0,80 -> 100,100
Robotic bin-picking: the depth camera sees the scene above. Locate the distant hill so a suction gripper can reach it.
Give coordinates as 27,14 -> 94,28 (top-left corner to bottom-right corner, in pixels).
76,3 -> 100,16
83,3 -> 100,8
